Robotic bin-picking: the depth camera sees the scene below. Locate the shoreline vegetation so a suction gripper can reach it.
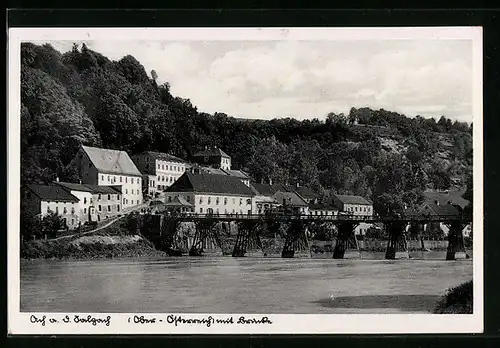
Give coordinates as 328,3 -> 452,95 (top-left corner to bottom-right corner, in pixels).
433,280 -> 473,314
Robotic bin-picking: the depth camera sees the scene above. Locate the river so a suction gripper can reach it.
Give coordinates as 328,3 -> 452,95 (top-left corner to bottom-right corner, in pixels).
20,253 -> 473,314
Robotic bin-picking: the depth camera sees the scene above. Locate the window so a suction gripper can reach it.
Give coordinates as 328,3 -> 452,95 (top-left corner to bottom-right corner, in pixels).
208,197 -> 211,204
232,198 -> 236,204
108,175 -> 110,182
108,205 -> 111,212
125,199 -> 128,204
98,205 -> 102,212
186,196 -> 191,202
117,205 -> 120,212
158,164 -> 160,169
170,165 -> 173,171
98,194 -> 101,200
84,208 -> 87,214
216,197 -> 220,205
123,198 -> 126,204
71,207 -> 75,214
84,197 -> 87,204
125,189 -> 128,194
240,198 -> 242,205
246,199 -> 251,205
355,207 -> 358,212
174,166 -> 176,171
199,197 -> 203,204
158,176 -> 161,182
200,208 -> 203,213
101,175 -> 104,181
125,177 -> 128,183
162,164 -> 165,170
55,207 -> 59,213
71,219 -> 74,225
170,177 -> 173,182
108,194 -> 111,200
232,209 -> 235,214
132,178 -> 134,184
137,200 -> 139,205
168,196 -> 172,202
117,195 -> 120,200
224,197 -> 228,205
47,206 -> 50,213
120,176 -> 123,183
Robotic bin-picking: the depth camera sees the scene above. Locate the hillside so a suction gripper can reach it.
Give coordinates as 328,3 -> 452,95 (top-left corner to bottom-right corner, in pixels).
20,43 -> 472,216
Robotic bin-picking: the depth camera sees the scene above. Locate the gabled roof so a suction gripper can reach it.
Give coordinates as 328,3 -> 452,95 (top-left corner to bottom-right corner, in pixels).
221,169 -> 250,179
165,195 -> 193,207
55,181 -> 122,194
26,184 -> 79,202
420,203 -> 461,217
284,186 -> 317,200
251,183 -> 288,196
274,191 -> 308,207
423,189 -> 469,209
193,147 -> 230,158
81,145 -> 141,176
333,194 -> 372,205
135,151 -> 186,164
165,173 -> 254,196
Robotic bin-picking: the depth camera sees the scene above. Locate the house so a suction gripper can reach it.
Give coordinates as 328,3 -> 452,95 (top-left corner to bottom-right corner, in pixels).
189,164 -> 251,187
308,203 -> 338,217
274,191 -> 309,215
332,194 -> 374,235
418,201 -> 468,236
192,146 -> 232,170
54,181 -> 122,223
69,145 -> 143,209
422,189 -> 469,209
23,184 -> 80,229
332,194 -> 373,216
284,184 -> 318,204
164,172 -> 254,215
131,151 -> 188,197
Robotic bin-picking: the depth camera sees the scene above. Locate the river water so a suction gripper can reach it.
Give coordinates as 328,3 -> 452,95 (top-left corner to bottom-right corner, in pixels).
21,253 -> 472,314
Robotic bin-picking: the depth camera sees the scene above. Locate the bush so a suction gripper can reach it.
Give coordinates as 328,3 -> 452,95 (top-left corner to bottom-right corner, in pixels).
433,280 -> 473,314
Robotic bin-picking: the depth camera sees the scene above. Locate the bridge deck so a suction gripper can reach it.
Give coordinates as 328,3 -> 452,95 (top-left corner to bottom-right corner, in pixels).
140,212 -> 469,223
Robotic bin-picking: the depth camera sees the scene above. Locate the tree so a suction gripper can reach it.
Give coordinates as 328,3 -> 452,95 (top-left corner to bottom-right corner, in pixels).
42,211 -> 65,239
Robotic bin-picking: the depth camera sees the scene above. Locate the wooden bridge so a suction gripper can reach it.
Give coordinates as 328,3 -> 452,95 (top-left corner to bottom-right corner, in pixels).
135,212 -> 471,261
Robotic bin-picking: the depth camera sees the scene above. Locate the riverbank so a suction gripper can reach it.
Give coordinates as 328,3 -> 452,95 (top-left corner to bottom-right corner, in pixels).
433,280 -> 473,314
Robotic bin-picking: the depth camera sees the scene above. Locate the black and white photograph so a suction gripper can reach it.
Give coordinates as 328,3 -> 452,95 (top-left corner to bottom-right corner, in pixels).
8,27 -> 483,334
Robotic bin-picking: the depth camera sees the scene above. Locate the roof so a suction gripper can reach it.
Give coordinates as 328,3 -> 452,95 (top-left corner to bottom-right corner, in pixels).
251,183 -> 288,196
55,181 -> 122,194
333,194 -> 372,205
165,195 -> 193,207
135,151 -> 186,164
193,147 -> 230,158
423,189 -> 469,209
26,184 -> 79,202
274,191 -> 308,207
165,173 -> 254,196
221,169 -> 250,179
285,186 -> 317,200
81,145 -> 141,176
420,203 -> 461,217
309,203 -> 338,211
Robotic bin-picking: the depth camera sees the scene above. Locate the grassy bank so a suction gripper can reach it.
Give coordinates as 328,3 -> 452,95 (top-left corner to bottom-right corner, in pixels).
21,221 -> 165,260
433,280 -> 473,314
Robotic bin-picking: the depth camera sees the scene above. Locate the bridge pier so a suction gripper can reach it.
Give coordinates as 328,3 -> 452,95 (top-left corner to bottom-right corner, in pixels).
445,221 -> 468,260
282,220 -> 308,258
233,220 -> 262,257
190,220 -> 218,256
385,221 -> 409,260
333,222 -> 358,259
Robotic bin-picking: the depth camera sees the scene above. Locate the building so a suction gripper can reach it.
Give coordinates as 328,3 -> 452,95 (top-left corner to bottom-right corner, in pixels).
308,203 -> 338,217
284,184 -> 318,204
54,181 -> 122,223
422,189 -> 469,209
274,191 -> 309,215
23,184 -> 80,229
332,194 -> 373,216
250,183 -> 309,215
131,151 -> 188,197
192,146 -> 232,170
332,194 -> 374,235
69,145 -> 143,209
164,172 -> 254,215
189,164 -> 251,187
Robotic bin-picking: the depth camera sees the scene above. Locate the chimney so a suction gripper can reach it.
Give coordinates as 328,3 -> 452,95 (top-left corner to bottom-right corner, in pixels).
434,200 -> 439,206
56,177 -> 60,182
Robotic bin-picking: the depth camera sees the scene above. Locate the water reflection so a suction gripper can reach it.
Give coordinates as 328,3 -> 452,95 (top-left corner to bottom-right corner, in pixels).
21,255 -> 473,314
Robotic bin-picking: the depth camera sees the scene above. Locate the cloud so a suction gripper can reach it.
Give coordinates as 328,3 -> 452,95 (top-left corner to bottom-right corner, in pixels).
39,39 -> 474,122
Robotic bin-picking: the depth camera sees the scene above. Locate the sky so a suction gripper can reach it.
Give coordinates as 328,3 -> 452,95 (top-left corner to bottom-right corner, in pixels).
40,39 -> 473,122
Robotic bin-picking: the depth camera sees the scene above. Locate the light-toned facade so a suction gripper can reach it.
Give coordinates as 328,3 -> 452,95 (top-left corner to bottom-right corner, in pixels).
192,147 -> 232,171
165,172 -> 254,215
69,145 -> 142,209
131,151 -> 187,197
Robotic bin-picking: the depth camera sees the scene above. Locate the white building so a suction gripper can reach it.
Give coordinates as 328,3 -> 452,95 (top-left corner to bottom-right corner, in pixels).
332,194 -> 374,235
69,145 -> 143,209
131,151 -> 188,197
164,172 -> 254,215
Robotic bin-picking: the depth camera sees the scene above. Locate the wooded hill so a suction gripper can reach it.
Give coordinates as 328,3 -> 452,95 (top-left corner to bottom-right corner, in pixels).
20,43 -> 473,216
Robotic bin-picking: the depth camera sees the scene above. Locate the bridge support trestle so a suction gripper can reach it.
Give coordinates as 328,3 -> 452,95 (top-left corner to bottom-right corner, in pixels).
385,221 -> 409,259
282,220 -> 309,258
445,221 -> 468,260
190,220 -> 218,256
233,220 -> 262,257
333,222 -> 359,259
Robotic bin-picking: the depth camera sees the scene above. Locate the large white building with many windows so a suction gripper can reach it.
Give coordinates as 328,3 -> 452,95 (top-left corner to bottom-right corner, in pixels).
69,145 -> 143,209
131,151 -> 188,197
164,172 -> 254,215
